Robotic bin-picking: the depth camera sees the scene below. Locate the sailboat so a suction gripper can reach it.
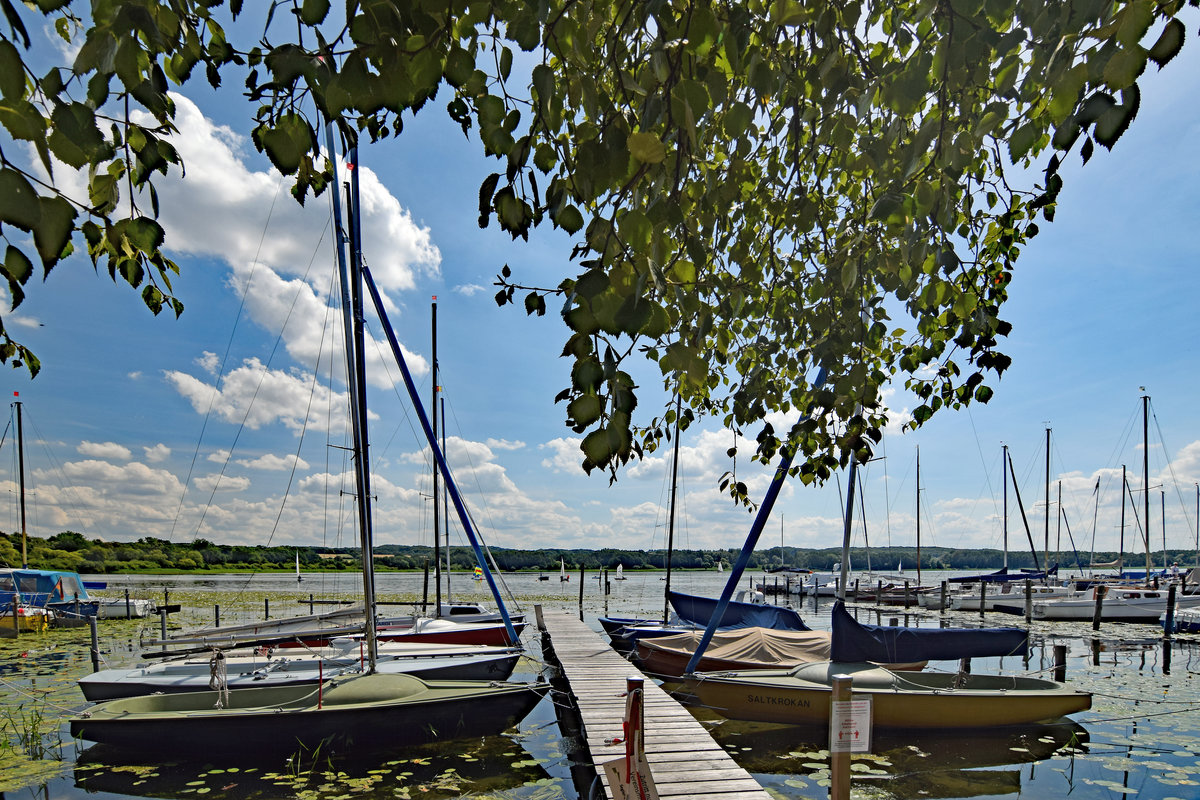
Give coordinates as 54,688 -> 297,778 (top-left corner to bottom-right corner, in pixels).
1,396 -> 99,625
615,563 -> 626,580
295,551 -> 302,583
559,558 -> 569,582
682,602 -> 1089,728
71,139 -> 546,752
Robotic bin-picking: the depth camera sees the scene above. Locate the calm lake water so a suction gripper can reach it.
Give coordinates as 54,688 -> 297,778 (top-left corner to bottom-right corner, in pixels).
3,569 -> 1200,800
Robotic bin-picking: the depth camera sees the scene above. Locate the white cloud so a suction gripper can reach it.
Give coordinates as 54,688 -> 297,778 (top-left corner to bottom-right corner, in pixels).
77,441 -> 132,461
143,444 -> 171,463
540,437 -> 583,473
207,449 -> 231,464
237,453 -> 311,471
454,283 -> 487,296
485,438 -> 525,451
164,356 -> 354,435
194,473 -> 251,493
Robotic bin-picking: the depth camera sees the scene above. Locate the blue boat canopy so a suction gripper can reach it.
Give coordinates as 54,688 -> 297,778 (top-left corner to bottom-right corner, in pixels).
829,601 -> 1027,662
0,568 -> 92,607
668,591 -> 811,632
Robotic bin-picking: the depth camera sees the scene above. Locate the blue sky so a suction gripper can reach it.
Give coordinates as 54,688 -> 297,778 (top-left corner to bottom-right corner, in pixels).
2,16 -> 1199,566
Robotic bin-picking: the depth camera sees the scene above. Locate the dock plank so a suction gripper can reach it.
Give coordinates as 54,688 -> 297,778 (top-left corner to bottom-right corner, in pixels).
538,610 -> 771,800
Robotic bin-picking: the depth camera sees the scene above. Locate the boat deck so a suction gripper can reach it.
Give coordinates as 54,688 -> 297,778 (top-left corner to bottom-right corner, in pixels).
535,608 -> 771,800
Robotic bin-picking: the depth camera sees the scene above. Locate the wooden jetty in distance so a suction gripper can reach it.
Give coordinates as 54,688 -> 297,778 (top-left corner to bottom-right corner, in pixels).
536,608 -> 771,799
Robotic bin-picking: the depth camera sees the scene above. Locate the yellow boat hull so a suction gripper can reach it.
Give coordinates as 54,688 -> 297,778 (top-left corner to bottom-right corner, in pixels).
684,661 -> 1091,728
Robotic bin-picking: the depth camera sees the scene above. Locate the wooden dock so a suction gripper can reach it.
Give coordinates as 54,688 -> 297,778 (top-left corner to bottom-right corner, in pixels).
536,609 -> 772,800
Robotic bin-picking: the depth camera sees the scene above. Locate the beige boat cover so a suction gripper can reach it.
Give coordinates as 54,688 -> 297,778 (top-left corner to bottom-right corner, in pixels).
639,627 -> 832,667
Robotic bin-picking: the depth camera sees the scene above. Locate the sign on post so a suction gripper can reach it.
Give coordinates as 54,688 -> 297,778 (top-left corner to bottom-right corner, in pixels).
601,677 -> 659,800
829,697 -> 871,753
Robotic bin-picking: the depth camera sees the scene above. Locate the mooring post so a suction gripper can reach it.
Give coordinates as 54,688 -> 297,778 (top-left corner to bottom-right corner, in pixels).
979,582 -> 987,618
1091,585 -> 1107,631
939,581 -> 947,614
309,593 -> 315,614
876,580 -> 882,607
124,588 -> 131,619
214,604 -> 220,627
1164,584 -> 1177,638
9,599 -> 17,639
88,616 -> 100,672
578,567 -> 585,622
264,598 -> 270,620
853,579 -> 859,600
904,580 -> 911,608
159,607 -> 168,642
1053,644 -> 1067,681
830,675 -> 852,800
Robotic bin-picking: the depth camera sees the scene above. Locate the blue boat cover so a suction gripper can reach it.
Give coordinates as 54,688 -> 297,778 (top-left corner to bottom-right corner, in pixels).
830,601 -> 1027,662
949,565 -> 1059,584
668,591 -> 811,632
0,568 -> 93,610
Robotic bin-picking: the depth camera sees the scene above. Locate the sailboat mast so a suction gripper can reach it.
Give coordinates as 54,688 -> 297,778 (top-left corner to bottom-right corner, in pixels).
1056,480 -> 1062,568
663,392 -> 682,624
442,396 -> 451,601
1002,443 -> 1008,570
14,396 -> 27,569
838,458 -> 857,602
1143,393 -> 1152,582
1044,427 -> 1050,576
327,132 -> 378,669
1119,465 -> 1126,573
915,446 -> 921,587
432,297 -> 441,615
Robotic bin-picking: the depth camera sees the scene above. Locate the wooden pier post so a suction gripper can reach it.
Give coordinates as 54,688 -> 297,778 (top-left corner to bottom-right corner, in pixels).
1164,584 -> 1177,638
264,598 -> 270,620
979,583 -> 986,618
214,604 -> 220,627
89,616 -> 100,672
1053,644 -> 1067,681
1091,585 -> 1107,631
939,581 -> 947,614
124,588 -> 132,619
1024,579 -> 1033,623
578,567 -> 585,621
830,675 -> 852,800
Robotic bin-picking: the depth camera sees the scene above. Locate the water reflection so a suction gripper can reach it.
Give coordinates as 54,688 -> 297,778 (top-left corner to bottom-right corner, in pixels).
694,709 -> 1088,799
74,729 -> 552,800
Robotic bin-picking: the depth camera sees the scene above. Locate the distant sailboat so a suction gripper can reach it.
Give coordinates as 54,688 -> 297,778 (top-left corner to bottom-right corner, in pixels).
295,551 -> 302,583
615,564 -> 626,580
716,561 -> 724,573
560,558 -> 569,582
473,566 -> 484,582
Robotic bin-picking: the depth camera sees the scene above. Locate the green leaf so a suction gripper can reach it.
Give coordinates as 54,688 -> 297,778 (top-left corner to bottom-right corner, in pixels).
568,394 -> 602,426
0,40 -> 24,100
0,168 -> 41,231
299,0 -> 330,25
33,194 -> 76,267
48,102 -> 108,168
627,131 -> 666,164
555,205 -> 584,234
253,113 -> 314,175
1147,19 -> 1184,68
0,97 -> 47,141
3,245 -> 33,307
1102,45 -> 1147,90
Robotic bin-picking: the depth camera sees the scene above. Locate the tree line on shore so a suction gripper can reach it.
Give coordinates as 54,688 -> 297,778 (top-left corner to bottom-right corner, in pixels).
4,530 -> 1196,576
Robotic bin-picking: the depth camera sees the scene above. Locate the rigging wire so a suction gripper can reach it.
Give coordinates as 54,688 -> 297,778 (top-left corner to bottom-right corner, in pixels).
168,173 -> 287,543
